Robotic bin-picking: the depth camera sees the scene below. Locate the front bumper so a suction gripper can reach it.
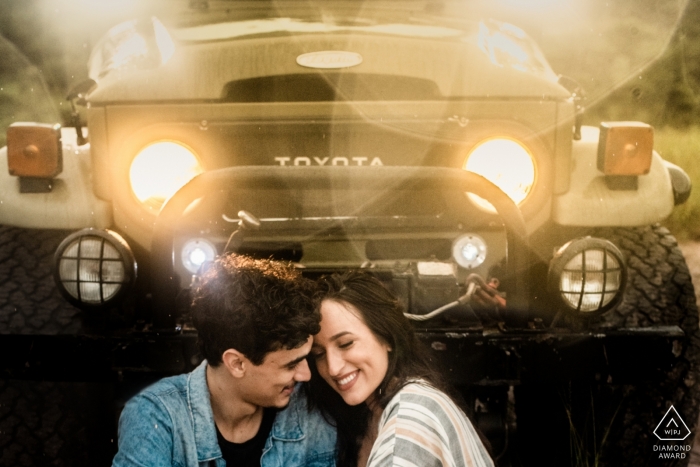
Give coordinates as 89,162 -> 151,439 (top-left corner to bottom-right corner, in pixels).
0,325 -> 684,384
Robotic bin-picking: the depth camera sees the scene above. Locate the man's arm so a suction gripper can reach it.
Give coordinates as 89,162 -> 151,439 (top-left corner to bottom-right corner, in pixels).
112,393 -> 176,467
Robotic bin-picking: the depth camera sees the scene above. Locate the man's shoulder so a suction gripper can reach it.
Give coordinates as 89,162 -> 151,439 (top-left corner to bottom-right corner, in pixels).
141,372 -> 189,398
124,371 -> 193,416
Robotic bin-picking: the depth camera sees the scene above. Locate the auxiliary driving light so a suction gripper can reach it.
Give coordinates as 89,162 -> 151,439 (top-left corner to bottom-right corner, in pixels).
548,237 -> 626,314
53,229 -> 136,308
181,238 -> 217,274
452,234 -> 487,269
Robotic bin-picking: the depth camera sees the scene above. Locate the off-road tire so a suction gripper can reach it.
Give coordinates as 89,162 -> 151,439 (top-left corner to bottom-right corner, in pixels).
589,225 -> 700,466
0,226 -> 82,335
0,226 -> 117,466
0,379 -> 116,467
514,224 -> 699,467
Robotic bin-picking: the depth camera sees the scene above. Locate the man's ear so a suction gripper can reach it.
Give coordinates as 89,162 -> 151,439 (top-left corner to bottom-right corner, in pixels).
221,349 -> 247,378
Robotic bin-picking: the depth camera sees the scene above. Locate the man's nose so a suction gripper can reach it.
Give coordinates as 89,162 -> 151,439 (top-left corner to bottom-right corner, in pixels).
295,358 -> 312,382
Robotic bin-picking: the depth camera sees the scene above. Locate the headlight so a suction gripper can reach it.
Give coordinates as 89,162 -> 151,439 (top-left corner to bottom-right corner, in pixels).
548,237 -> 626,314
463,137 -> 536,211
181,238 -> 217,275
129,141 -> 203,210
54,229 -> 137,308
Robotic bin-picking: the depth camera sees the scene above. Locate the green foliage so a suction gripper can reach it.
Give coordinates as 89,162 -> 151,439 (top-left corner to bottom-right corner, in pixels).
654,126 -> 700,240
584,0 -> 700,128
566,394 -> 621,467
0,34 -> 61,148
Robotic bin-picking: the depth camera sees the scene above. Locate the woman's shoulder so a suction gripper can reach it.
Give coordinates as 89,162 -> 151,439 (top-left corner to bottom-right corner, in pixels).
384,380 -> 463,422
375,381 -> 495,467
390,379 -> 452,405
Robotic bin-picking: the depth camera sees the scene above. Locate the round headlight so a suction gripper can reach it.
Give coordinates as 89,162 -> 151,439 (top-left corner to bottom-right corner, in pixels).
452,234 -> 487,269
463,137 -> 536,211
54,229 -> 137,308
181,238 -> 217,275
548,237 -> 626,314
129,141 -> 203,209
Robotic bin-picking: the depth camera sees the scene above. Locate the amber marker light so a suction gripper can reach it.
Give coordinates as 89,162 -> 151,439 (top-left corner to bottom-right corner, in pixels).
129,141 -> 203,209
463,137 -> 536,211
597,122 -> 653,175
7,123 -> 62,178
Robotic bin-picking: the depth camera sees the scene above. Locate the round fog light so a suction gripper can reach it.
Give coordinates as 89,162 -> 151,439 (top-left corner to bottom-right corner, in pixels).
548,237 -> 626,314
452,234 -> 487,269
54,229 -> 136,308
181,238 -> 217,274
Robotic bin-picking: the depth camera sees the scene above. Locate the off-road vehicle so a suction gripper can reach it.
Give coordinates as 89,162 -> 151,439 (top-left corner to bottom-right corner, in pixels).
0,1 -> 696,465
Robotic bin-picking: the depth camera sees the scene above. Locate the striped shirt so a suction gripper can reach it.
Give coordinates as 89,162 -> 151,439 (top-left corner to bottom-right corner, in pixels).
366,381 -> 494,467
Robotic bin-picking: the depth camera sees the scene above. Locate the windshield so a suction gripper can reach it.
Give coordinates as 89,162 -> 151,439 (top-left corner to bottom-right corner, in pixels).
0,0 -> 689,143
155,0 -> 686,107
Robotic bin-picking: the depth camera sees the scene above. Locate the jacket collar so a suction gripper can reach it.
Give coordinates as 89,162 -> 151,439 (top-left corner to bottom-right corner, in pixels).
270,384 -> 305,441
187,360 -> 221,462
187,361 -> 307,463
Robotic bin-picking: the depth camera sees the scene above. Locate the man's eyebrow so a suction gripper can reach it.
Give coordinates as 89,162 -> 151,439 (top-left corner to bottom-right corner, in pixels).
283,354 -> 309,368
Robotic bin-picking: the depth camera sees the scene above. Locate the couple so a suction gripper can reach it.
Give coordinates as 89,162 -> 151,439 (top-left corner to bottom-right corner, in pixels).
112,254 -> 493,467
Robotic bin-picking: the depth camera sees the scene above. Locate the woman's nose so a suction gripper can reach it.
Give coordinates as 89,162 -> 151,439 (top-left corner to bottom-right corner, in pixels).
326,348 -> 345,376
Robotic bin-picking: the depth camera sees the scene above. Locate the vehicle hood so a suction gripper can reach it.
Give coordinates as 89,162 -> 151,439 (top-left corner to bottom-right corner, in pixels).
88,18 -> 570,104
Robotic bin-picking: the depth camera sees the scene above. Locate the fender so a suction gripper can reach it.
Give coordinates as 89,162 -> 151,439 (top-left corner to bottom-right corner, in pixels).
0,128 -> 112,230
552,125 -> 674,226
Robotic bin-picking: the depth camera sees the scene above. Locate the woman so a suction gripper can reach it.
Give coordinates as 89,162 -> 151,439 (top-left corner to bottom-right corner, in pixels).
307,271 -> 494,467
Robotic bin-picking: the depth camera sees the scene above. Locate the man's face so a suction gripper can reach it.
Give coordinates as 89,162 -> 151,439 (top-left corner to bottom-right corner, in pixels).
241,336 -> 313,408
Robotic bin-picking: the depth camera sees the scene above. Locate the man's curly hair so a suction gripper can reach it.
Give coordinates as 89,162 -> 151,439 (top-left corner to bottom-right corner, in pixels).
190,254 -> 319,366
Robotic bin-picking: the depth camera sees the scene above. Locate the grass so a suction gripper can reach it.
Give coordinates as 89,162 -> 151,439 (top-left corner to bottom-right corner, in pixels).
566,394 -> 622,467
654,126 -> 700,241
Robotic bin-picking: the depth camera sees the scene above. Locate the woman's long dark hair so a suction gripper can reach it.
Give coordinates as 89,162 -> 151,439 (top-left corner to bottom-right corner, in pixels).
306,271 -> 456,467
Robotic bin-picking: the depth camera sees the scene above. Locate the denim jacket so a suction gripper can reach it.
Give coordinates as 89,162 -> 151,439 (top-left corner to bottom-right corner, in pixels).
112,361 -> 336,467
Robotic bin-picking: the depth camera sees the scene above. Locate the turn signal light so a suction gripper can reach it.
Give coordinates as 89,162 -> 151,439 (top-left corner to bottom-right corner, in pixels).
7,123 -> 62,178
597,122 -> 653,175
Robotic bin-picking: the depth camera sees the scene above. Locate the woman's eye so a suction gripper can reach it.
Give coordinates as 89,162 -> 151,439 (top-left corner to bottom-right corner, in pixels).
310,351 -> 325,360
338,340 -> 353,349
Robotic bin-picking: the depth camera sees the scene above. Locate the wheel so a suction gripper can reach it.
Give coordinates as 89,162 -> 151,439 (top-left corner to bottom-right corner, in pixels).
0,379 -> 116,467
0,226 -> 119,465
0,226 -> 82,335
588,225 -> 700,466
513,224 -> 699,466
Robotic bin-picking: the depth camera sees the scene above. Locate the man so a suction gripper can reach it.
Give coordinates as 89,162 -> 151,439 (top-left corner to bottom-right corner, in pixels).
112,254 -> 336,467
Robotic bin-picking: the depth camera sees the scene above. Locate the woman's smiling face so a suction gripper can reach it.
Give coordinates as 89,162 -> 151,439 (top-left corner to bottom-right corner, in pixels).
312,299 -> 391,407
